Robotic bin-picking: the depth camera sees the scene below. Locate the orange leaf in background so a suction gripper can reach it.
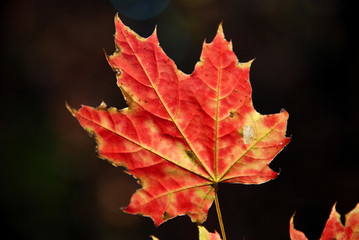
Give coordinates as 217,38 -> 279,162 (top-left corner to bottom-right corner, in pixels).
290,216 -> 308,240
198,226 -> 222,240
290,203 -> 359,240
151,226 -> 221,240
67,15 -> 290,226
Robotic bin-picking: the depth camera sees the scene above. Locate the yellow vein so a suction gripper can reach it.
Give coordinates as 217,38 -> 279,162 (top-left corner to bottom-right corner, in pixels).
197,184 -> 216,214
218,124 -> 277,182
220,173 -> 275,182
214,46 -> 223,181
134,182 -> 214,207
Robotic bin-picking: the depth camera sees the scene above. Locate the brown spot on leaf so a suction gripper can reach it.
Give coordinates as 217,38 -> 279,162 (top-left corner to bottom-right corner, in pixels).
185,150 -> 198,166
185,150 -> 196,160
162,211 -> 172,220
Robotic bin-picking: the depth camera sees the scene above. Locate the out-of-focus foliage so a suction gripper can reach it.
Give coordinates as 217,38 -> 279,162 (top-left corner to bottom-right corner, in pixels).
290,203 -> 359,240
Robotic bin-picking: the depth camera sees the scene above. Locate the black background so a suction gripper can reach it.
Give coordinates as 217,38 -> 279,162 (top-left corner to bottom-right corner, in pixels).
1,0 -> 358,239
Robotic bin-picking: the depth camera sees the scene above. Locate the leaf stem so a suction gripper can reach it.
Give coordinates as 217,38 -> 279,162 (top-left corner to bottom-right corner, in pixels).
215,186 -> 227,240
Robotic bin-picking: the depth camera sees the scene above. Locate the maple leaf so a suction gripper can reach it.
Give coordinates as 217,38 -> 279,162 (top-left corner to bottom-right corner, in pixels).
67,15 -> 290,226
290,203 -> 359,240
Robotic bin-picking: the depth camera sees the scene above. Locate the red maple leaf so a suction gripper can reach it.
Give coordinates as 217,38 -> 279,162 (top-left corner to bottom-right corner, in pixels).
290,203 -> 359,240
67,15 -> 290,226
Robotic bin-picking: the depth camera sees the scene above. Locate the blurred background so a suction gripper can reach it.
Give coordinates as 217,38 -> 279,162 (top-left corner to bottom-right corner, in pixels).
1,0 -> 358,239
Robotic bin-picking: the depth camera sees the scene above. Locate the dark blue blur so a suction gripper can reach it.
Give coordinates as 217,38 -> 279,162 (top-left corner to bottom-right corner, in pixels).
110,0 -> 171,20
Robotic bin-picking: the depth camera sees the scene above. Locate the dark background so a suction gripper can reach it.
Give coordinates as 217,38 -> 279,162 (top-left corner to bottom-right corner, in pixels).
1,0 -> 358,239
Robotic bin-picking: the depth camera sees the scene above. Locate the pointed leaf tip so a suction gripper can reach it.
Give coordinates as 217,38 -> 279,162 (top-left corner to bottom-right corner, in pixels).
317,203 -> 344,239
98,101 -> 107,109
290,214 -> 308,240
217,21 -> 223,33
65,101 -> 77,116
240,59 -> 255,69
344,202 -> 359,239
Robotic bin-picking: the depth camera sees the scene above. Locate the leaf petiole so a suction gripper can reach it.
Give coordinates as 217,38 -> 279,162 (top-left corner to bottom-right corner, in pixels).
215,186 -> 227,240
